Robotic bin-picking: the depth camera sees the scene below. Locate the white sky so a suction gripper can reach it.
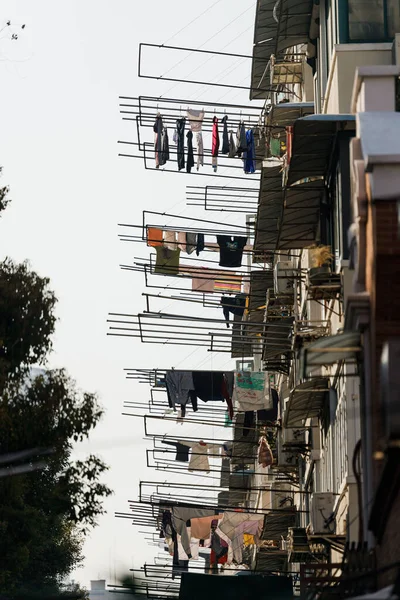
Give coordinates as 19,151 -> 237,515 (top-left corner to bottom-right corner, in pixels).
0,0 -> 258,589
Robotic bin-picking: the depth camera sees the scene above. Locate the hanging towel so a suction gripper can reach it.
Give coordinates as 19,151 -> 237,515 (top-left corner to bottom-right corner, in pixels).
154,114 -> 163,168
178,231 -> 187,252
163,230 -> 178,250
232,371 -> 272,412
176,118 -> 186,171
147,227 -> 163,247
243,129 -> 256,174
187,108 -> 204,132
228,130 -> 236,158
186,130 -> 195,173
196,132 -> 204,170
192,272 -> 215,293
236,121 -> 247,158
221,115 -> 229,154
212,116 -> 220,173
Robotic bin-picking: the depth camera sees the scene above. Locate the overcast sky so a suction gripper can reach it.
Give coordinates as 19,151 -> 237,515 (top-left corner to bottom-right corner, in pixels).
0,0 -> 257,588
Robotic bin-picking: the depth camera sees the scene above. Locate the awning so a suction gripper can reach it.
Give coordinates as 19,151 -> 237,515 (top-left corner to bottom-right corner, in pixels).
250,0 -> 314,100
301,332 -> 362,372
231,271 -> 274,357
284,377 -> 329,427
277,179 -> 323,248
261,507 -> 297,541
247,270 -> 274,323
267,101 -> 314,133
286,114 -> 356,186
263,317 -> 294,360
253,165 -> 284,258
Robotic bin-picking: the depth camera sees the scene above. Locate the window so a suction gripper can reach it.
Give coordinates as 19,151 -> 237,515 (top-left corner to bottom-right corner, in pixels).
347,0 -> 400,41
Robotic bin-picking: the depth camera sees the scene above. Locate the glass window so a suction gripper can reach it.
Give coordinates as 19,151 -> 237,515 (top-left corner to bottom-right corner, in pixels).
387,0 -> 400,37
348,0 -> 385,40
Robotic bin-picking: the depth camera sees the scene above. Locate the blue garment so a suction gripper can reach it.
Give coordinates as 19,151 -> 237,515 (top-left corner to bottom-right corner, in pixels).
243,129 -> 256,174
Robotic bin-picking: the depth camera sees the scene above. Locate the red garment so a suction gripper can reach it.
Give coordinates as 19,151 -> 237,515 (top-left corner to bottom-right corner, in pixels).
212,116 -> 220,157
210,549 -> 228,565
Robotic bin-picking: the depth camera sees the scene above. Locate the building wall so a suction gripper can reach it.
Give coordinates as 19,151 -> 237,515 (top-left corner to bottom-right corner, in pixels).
365,198 -> 400,481
323,45 -> 393,113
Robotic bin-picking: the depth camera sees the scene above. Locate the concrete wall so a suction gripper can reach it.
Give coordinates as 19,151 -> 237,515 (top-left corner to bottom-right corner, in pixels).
323,44 -> 393,114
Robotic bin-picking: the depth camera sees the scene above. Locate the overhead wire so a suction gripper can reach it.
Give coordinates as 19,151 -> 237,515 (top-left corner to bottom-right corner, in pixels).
159,1 -> 255,99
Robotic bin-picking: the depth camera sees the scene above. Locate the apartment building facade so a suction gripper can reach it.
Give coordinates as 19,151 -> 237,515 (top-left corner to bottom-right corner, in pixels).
244,0 -> 400,594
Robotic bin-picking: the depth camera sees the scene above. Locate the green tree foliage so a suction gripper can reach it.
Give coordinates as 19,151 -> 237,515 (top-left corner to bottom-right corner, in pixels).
0,167 -> 11,215
0,370 -> 113,596
0,258 -> 57,389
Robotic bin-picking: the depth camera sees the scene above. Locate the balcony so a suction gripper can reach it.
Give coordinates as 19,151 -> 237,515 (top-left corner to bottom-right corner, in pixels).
250,0 -> 314,100
293,319 -> 331,350
271,55 -> 304,86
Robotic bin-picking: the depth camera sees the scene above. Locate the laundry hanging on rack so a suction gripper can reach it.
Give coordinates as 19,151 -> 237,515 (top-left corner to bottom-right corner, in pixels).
163,230 -> 179,250
179,440 -> 222,473
214,274 -> 242,293
218,512 -> 263,564
217,235 -> 247,268
221,115 -> 229,154
165,370 -> 196,411
211,116 -> 220,173
187,107 -> 204,132
154,246 -> 181,275
160,127 -> 170,166
161,440 -> 191,462
186,130 -> 195,173
236,121 -> 247,158
196,233 -> 205,256
178,231 -> 187,252
191,515 -> 224,541
196,132 -> 204,170
172,507 -> 215,558
220,294 -> 247,327
175,118 -> 186,171
258,436 -> 273,468
257,387 -> 279,422
243,129 -> 256,174
192,371 -> 225,402
154,113 -> 163,168
190,268 -> 242,294
146,226 -> 163,247
228,130 -> 236,158
232,371 -> 272,412
186,232 -> 197,254
192,272 -> 215,293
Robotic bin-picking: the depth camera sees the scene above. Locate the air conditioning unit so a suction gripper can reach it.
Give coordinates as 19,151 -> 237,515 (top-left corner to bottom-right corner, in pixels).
310,492 -> 335,534
274,261 -> 296,296
283,427 -> 306,446
271,483 -> 294,510
277,431 -> 297,469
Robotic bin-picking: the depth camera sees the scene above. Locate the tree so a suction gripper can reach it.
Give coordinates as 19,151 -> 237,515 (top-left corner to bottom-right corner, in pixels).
0,258 -> 57,390
0,167 -> 11,215
0,369 -> 113,597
